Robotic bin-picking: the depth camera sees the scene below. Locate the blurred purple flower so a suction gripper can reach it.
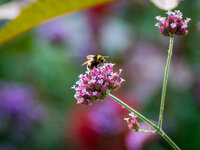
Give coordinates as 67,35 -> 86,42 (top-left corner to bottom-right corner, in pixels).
170,59 -> 194,90
155,10 -> 191,36
100,18 -> 132,54
88,99 -> 123,136
125,123 -> 156,150
196,75 -> 200,103
125,42 -> 164,103
38,20 -> 68,44
72,63 -> 125,105
0,82 -> 48,132
197,21 -> 200,32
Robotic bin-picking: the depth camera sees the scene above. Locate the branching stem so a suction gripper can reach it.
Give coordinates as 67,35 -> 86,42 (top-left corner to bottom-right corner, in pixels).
107,92 -> 180,150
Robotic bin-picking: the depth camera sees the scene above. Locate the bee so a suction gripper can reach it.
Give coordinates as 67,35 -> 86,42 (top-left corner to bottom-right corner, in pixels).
82,54 -> 109,71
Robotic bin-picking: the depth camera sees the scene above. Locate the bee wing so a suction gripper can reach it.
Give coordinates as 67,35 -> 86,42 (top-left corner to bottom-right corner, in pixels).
81,61 -> 90,66
103,56 -> 109,58
86,55 -> 95,60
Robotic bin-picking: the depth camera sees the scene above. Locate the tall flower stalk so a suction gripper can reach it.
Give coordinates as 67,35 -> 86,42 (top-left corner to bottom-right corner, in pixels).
158,35 -> 174,129
155,10 -> 190,130
72,10 -> 190,150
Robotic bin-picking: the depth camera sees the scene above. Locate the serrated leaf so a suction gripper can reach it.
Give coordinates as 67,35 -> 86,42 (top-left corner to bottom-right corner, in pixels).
151,0 -> 182,11
0,0 -> 119,46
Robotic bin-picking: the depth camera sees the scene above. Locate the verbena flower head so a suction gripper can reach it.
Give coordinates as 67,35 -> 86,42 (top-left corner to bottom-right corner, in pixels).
72,63 -> 125,105
124,112 -> 140,131
155,10 -> 191,36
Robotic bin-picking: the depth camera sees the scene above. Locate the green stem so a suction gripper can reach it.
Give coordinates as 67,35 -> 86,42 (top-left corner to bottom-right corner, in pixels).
107,92 -> 157,130
107,92 -> 180,150
158,36 -> 174,129
138,129 -> 157,134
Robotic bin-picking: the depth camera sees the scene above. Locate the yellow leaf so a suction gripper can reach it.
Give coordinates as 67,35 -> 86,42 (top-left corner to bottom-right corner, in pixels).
0,0 -> 119,46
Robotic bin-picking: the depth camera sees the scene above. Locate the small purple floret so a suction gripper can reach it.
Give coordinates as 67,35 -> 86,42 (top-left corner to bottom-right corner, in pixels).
155,10 -> 191,36
72,63 -> 125,105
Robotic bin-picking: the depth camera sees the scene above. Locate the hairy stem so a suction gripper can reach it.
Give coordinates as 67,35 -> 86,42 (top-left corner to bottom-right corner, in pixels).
158,36 -> 174,129
107,92 -> 180,150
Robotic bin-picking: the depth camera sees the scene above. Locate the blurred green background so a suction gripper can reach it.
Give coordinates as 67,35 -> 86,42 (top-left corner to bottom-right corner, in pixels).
0,0 -> 200,150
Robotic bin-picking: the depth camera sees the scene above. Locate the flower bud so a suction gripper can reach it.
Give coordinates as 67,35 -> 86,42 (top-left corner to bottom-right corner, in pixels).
124,112 -> 140,131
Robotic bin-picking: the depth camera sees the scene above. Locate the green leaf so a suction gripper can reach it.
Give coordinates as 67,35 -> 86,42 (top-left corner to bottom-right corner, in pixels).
0,0 -> 118,46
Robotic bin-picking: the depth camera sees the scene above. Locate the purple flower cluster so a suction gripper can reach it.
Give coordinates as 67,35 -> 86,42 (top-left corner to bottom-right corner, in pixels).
0,82 -> 48,132
72,63 -> 125,105
155,10 -> 191,36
